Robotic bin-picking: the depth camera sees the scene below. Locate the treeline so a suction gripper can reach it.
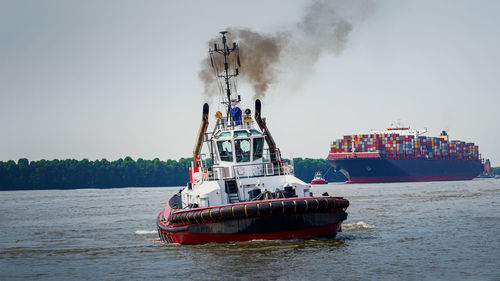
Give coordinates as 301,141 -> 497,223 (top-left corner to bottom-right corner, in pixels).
0,157 -> 192,190
492,167 -> 500,175
0,157 -> 347,191
292,158 -> 347,182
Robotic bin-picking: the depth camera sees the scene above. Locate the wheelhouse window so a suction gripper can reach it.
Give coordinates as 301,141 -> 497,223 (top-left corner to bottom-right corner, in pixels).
253,137 -> 264,160
234,130 -> 249,137
235,139 -> 251,162
250,129 -> 261,135
217,140 -> 233,162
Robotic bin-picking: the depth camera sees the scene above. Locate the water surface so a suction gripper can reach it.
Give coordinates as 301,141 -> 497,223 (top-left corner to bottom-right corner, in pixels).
1,179 -> 499,280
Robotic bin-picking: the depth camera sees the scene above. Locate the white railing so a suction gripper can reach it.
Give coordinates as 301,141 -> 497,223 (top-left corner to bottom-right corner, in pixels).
205,161 -> 293,181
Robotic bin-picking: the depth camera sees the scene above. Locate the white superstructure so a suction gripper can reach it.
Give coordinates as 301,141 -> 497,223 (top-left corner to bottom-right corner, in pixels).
180,32 -> 310,209
370,123 -> 427,137
182,107 -> 310,208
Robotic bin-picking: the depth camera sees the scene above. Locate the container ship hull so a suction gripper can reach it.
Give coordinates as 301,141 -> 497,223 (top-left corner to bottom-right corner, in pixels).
327,153 -> 483,183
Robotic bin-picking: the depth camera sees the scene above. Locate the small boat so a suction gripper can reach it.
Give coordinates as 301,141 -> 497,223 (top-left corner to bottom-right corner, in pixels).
311,171 -> 328,185
477,159 -> 495,178
156,32 -> 349,245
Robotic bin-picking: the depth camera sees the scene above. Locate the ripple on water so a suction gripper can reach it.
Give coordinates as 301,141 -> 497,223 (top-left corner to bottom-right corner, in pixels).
342,221 -> 375,230
135,230 -> 157,235
2,181 -> 500,280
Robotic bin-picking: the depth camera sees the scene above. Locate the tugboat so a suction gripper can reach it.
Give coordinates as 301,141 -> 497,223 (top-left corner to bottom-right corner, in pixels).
311,171 -> 328,185
156,32 -> 349,245
477,159 -> 495,178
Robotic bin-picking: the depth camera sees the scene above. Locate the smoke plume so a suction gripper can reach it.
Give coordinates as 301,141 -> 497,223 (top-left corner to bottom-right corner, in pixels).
199,0 -> 376,100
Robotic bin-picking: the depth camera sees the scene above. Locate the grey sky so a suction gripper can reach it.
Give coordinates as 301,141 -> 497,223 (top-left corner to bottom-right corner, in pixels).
1,0 -> 499,164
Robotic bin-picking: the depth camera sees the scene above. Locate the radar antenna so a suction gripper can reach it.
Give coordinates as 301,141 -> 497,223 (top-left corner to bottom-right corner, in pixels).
209,31 -> 240,121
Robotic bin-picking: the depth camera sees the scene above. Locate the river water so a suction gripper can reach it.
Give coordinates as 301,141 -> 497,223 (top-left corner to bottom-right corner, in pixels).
1,179 -> 499,280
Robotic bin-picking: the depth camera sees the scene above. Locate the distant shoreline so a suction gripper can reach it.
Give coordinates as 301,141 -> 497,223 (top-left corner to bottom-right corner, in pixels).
0,185 -> 184,192
0,157 -> 347,191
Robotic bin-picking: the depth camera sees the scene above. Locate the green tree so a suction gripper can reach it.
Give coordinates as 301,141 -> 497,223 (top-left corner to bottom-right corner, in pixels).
0,156 -> 347,190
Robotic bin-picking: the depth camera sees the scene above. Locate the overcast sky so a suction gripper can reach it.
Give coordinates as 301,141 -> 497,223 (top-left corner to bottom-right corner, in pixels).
1,0 -> 499,164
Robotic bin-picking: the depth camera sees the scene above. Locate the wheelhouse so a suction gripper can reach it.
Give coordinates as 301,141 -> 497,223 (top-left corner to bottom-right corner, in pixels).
214,129 -> 264,164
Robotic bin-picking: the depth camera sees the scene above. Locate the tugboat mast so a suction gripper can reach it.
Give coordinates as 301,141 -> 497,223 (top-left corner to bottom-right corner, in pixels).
209,31 -> 240,122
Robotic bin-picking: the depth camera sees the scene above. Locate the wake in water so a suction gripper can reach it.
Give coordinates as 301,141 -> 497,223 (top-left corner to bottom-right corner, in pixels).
135,230 -> 157,235
136,230 -> 165,244
342,221 -> 375,230
337,221 -> 377,242
136,222 -> 374,235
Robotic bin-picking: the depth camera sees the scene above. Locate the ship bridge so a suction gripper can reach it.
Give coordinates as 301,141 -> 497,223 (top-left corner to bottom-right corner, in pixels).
195,106 -> 288,181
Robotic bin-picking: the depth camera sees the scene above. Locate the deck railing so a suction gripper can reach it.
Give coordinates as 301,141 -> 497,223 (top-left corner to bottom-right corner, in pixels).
203,160 -> 293,181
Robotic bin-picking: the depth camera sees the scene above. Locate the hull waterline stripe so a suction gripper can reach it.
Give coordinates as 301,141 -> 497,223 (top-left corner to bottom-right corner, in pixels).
157,221 -> 189,233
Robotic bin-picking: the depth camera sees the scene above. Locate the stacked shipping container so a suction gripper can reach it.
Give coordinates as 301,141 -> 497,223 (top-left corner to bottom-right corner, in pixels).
330,134 -> 480,161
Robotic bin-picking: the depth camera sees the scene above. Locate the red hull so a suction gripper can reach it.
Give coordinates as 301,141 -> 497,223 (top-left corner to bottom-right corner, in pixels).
311,179 -> 328,185
347,174 -> 477,183
157,196 -> 349,245
158,221 -> 342,244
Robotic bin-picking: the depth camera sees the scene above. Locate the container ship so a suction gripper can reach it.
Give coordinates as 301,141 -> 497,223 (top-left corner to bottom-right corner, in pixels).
326,125 -> 484,183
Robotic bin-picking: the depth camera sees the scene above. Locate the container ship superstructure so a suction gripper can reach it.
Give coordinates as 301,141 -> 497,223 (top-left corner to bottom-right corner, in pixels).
326,126 -> 484,183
